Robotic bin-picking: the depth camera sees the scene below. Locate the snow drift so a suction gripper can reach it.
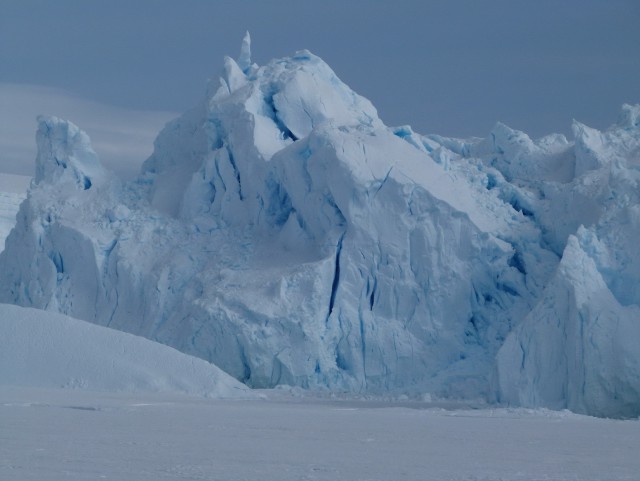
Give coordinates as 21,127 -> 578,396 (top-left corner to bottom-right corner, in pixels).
0,303 -> 251,397
1,34 -> 638,417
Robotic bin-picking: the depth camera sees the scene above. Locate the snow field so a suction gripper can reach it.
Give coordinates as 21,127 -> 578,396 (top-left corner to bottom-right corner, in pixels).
1,386 -> 638,481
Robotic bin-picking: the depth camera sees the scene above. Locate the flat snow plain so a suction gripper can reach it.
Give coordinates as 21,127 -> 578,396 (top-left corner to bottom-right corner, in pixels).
2,387 -> 639,481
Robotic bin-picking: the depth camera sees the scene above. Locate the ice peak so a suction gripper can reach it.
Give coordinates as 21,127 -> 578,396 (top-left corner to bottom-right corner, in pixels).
35,115 -> 105,189
237,31 -> 252,73
490,122 -> 534,156
618,103 -> 640,129
205,41 -> 382,145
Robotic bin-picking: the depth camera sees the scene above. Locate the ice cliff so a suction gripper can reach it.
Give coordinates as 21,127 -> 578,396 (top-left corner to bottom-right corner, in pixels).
1,35 -> 638,417
494,105 -> 640,418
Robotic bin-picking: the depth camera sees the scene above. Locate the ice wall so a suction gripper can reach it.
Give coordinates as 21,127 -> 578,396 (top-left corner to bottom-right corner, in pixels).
1,37 -> 638,417
494,105 -> 640,418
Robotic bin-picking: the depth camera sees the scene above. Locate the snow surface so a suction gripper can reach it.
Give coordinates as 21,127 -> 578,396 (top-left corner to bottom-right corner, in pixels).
1,36 -> 639,418
0,303 -> 252,398
2,386 -> 639,481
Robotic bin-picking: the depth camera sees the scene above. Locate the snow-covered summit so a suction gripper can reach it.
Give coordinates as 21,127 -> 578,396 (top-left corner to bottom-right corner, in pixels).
1,37 -> 639,418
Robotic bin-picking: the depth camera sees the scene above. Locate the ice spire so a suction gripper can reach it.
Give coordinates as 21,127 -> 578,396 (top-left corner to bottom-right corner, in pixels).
237,31 -> 251,73
35,115 -> 105,189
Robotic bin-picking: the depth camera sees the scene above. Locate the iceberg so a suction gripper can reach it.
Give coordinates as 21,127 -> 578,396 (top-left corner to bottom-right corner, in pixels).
1,36 -> 638,417
494,105 -> 640,418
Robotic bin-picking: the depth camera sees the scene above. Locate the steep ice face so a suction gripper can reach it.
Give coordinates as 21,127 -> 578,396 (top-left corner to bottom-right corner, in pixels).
1,37 -> 638,416
144,45 -> 559,396
496,230 -> 640,418
495,106 -> 640,418
0,43 -> 541,398
35,115 -> 107,190
143,44 -> 382,223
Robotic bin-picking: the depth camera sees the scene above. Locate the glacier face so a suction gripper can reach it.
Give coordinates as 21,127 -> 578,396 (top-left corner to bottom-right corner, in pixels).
1,36 -> 638,417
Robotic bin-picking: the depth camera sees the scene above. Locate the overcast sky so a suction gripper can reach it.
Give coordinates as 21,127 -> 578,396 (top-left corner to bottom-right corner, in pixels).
1,0 -> 639,177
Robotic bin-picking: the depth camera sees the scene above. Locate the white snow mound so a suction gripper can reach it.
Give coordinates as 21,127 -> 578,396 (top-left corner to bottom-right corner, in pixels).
0,303 -> 252,397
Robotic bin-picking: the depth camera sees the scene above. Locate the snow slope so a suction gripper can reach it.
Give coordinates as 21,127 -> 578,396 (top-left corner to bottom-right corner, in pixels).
0,173 -> 29,251
1,35 -> 638,417
0,303 -> 251,397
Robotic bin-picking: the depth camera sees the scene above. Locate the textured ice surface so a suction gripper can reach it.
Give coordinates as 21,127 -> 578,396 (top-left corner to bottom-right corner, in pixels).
496,232 -> 640,418
1,37 -> 638,417
494,106 -> 640,418
0,303 -> 251,397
